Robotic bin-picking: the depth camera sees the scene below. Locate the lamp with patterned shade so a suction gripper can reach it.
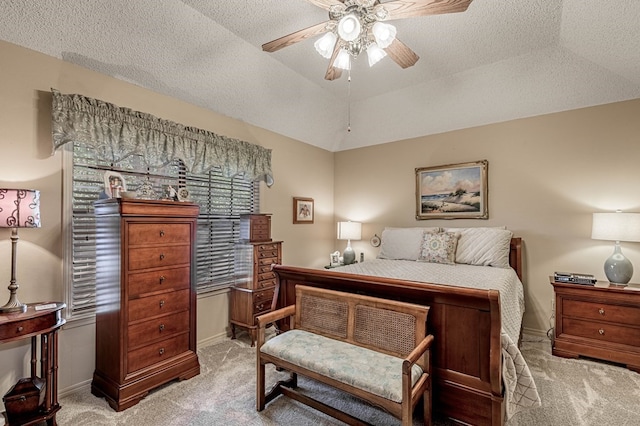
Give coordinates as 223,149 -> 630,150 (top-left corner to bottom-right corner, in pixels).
0,189 -> 41,313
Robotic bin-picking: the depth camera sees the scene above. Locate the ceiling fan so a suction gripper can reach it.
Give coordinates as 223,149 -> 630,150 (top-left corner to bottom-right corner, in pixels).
262,0 -> 474,81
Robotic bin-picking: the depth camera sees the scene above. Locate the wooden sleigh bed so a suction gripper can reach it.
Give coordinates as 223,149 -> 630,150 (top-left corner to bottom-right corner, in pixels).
271,237 -> 525,426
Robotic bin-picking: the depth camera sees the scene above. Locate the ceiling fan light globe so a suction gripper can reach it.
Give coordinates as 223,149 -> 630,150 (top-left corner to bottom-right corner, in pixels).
366,43 -> 387,67
314,32 -> 337,59
333,49 -> 351,70
338,14 -> 361,42
372,22 -> 396,49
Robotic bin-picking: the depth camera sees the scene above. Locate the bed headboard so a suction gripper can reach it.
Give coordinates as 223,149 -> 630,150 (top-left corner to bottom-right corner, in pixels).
510,237 -> 523,281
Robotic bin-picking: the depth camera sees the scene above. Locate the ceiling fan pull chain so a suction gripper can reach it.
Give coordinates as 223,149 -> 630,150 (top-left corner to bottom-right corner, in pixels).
347,69 -> 352,132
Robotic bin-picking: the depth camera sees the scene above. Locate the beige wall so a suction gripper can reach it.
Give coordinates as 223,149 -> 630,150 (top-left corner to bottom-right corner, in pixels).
0,40 -> 334,403
334,98 -> 640,336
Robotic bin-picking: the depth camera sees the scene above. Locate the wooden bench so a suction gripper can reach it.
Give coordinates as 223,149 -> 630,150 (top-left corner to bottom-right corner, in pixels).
256,285 -> 434,426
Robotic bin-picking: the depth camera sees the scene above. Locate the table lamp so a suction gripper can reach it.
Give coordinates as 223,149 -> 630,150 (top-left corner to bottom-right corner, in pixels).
337,221 -> 361,265
0,189 -> 41,313
591,210 -> 640,285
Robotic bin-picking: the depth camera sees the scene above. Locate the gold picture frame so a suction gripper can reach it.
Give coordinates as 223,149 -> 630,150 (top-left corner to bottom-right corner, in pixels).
293,197 -> 314,224
415,160 -> 488,220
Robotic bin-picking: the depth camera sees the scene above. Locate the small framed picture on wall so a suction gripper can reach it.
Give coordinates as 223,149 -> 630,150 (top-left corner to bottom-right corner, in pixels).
293,197 -> 314,224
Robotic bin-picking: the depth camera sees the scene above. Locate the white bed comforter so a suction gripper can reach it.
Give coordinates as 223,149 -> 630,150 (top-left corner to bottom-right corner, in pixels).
333,259 -> 541,419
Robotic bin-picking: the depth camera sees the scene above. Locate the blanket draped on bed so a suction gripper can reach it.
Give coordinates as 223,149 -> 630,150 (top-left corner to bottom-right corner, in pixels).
333,259 -> 541,418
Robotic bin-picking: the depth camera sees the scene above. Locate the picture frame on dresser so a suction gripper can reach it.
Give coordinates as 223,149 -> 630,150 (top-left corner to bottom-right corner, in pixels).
415,160 -> 488,220
293,197 -> 314,224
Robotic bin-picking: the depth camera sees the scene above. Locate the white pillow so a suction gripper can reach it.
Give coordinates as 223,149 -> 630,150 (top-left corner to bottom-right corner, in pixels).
377,227 -> 441,261
445,227 -> 513,268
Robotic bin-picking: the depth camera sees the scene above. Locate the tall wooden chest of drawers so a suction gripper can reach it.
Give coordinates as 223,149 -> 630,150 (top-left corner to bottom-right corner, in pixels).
91,199 -> 200,411
551,277 -> 640,372
230,214 -> 282,346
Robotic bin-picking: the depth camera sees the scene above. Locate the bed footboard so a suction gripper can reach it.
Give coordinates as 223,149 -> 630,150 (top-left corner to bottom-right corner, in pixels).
271,265 -> 504,426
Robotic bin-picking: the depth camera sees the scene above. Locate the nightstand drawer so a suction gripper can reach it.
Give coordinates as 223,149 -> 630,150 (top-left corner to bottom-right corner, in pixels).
562,317 -> 640,345
563,299 -> 640,326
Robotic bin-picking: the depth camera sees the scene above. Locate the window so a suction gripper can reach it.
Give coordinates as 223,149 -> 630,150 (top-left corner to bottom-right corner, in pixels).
64,141 -> 259,321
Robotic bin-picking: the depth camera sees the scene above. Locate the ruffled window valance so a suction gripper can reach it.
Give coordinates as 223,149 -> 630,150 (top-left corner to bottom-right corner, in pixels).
50,89 -> 273,186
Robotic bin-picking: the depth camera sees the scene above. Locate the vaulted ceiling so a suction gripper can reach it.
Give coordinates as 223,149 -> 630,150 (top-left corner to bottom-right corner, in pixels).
1,1 -> 639,151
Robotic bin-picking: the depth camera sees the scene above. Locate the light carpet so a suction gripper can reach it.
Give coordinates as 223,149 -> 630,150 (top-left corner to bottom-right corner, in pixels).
55,334 -> 640,425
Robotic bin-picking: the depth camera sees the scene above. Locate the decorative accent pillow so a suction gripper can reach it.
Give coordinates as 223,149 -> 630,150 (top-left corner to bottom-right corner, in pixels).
418,231 -> 459,264
445,227 -> 513,268
377,227 -> 441,261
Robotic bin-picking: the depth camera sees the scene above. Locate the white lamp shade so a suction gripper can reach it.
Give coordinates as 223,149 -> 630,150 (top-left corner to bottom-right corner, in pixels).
333,49 -> 351,70
314,32 -> 337,59
338,14 -> 361,42
592,212 -> 640,242
337,221 -> 362,241
372,22 -> 396,49
366,43 -> 387,67
0,189 -> 41,228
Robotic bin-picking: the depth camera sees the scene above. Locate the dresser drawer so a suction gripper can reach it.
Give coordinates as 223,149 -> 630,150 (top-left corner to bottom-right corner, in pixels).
253,288 -> 274,304
257,243 -> 279,252
129,246 -> 191,270
563,299 -> 640,326
562,317 -> 640,346
258,271 -> 275,281
257,256 -> 278,267
128,267 -> 190,297
127,333 -> 190,373
128,311 -> 190,349
128,223 -> 191,245
129,289 -> 190,322
256,278 -> 276,289
257,249 -> 279,259
258,264 -> 274,274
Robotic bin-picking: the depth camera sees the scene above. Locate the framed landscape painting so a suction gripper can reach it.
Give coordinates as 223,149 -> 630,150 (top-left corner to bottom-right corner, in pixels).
415,160 -> 488,220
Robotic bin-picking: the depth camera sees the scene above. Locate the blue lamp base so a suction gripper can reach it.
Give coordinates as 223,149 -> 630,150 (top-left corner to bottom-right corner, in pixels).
604,242 -> 633,284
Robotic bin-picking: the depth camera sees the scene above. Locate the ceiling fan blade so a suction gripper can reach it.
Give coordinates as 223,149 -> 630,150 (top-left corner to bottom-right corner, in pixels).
305,0 -> 345,10
384,39 -> 419,68
382,0 -> 473,20
262,21 -> 331,53
325,42 -> 343,80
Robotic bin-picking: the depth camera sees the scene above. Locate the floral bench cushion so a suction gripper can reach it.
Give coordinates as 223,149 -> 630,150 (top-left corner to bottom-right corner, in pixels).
260,329 -> 423,403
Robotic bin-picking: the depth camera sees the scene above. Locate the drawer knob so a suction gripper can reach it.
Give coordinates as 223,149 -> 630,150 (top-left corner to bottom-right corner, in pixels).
159,324 -> 165,332
160,230 -> 165,237
160,253 -> 165,260
598,329 -> 605,335
159,300 -> 165,308
17,326 -> 24,333
159,348 -> 165,355
159,276 -> 166,284
257,303 -> 264,310
598,308 -> 605,315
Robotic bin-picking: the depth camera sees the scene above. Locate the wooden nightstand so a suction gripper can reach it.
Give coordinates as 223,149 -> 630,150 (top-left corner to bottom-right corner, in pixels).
550,277 -> 640,372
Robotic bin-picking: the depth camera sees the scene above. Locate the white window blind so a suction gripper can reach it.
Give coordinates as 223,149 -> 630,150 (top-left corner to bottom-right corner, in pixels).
65,141 -> 259,320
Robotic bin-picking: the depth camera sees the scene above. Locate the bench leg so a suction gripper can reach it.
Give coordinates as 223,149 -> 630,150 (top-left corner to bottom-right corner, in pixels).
423,385 -> 432,426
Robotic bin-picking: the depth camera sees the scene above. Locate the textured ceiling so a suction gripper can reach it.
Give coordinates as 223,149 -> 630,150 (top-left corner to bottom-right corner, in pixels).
1,0 -> 639,152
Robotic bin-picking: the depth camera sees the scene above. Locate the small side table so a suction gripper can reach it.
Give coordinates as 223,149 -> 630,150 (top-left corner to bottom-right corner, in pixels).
0,302 -> 65,425
550,278 -> 640,372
